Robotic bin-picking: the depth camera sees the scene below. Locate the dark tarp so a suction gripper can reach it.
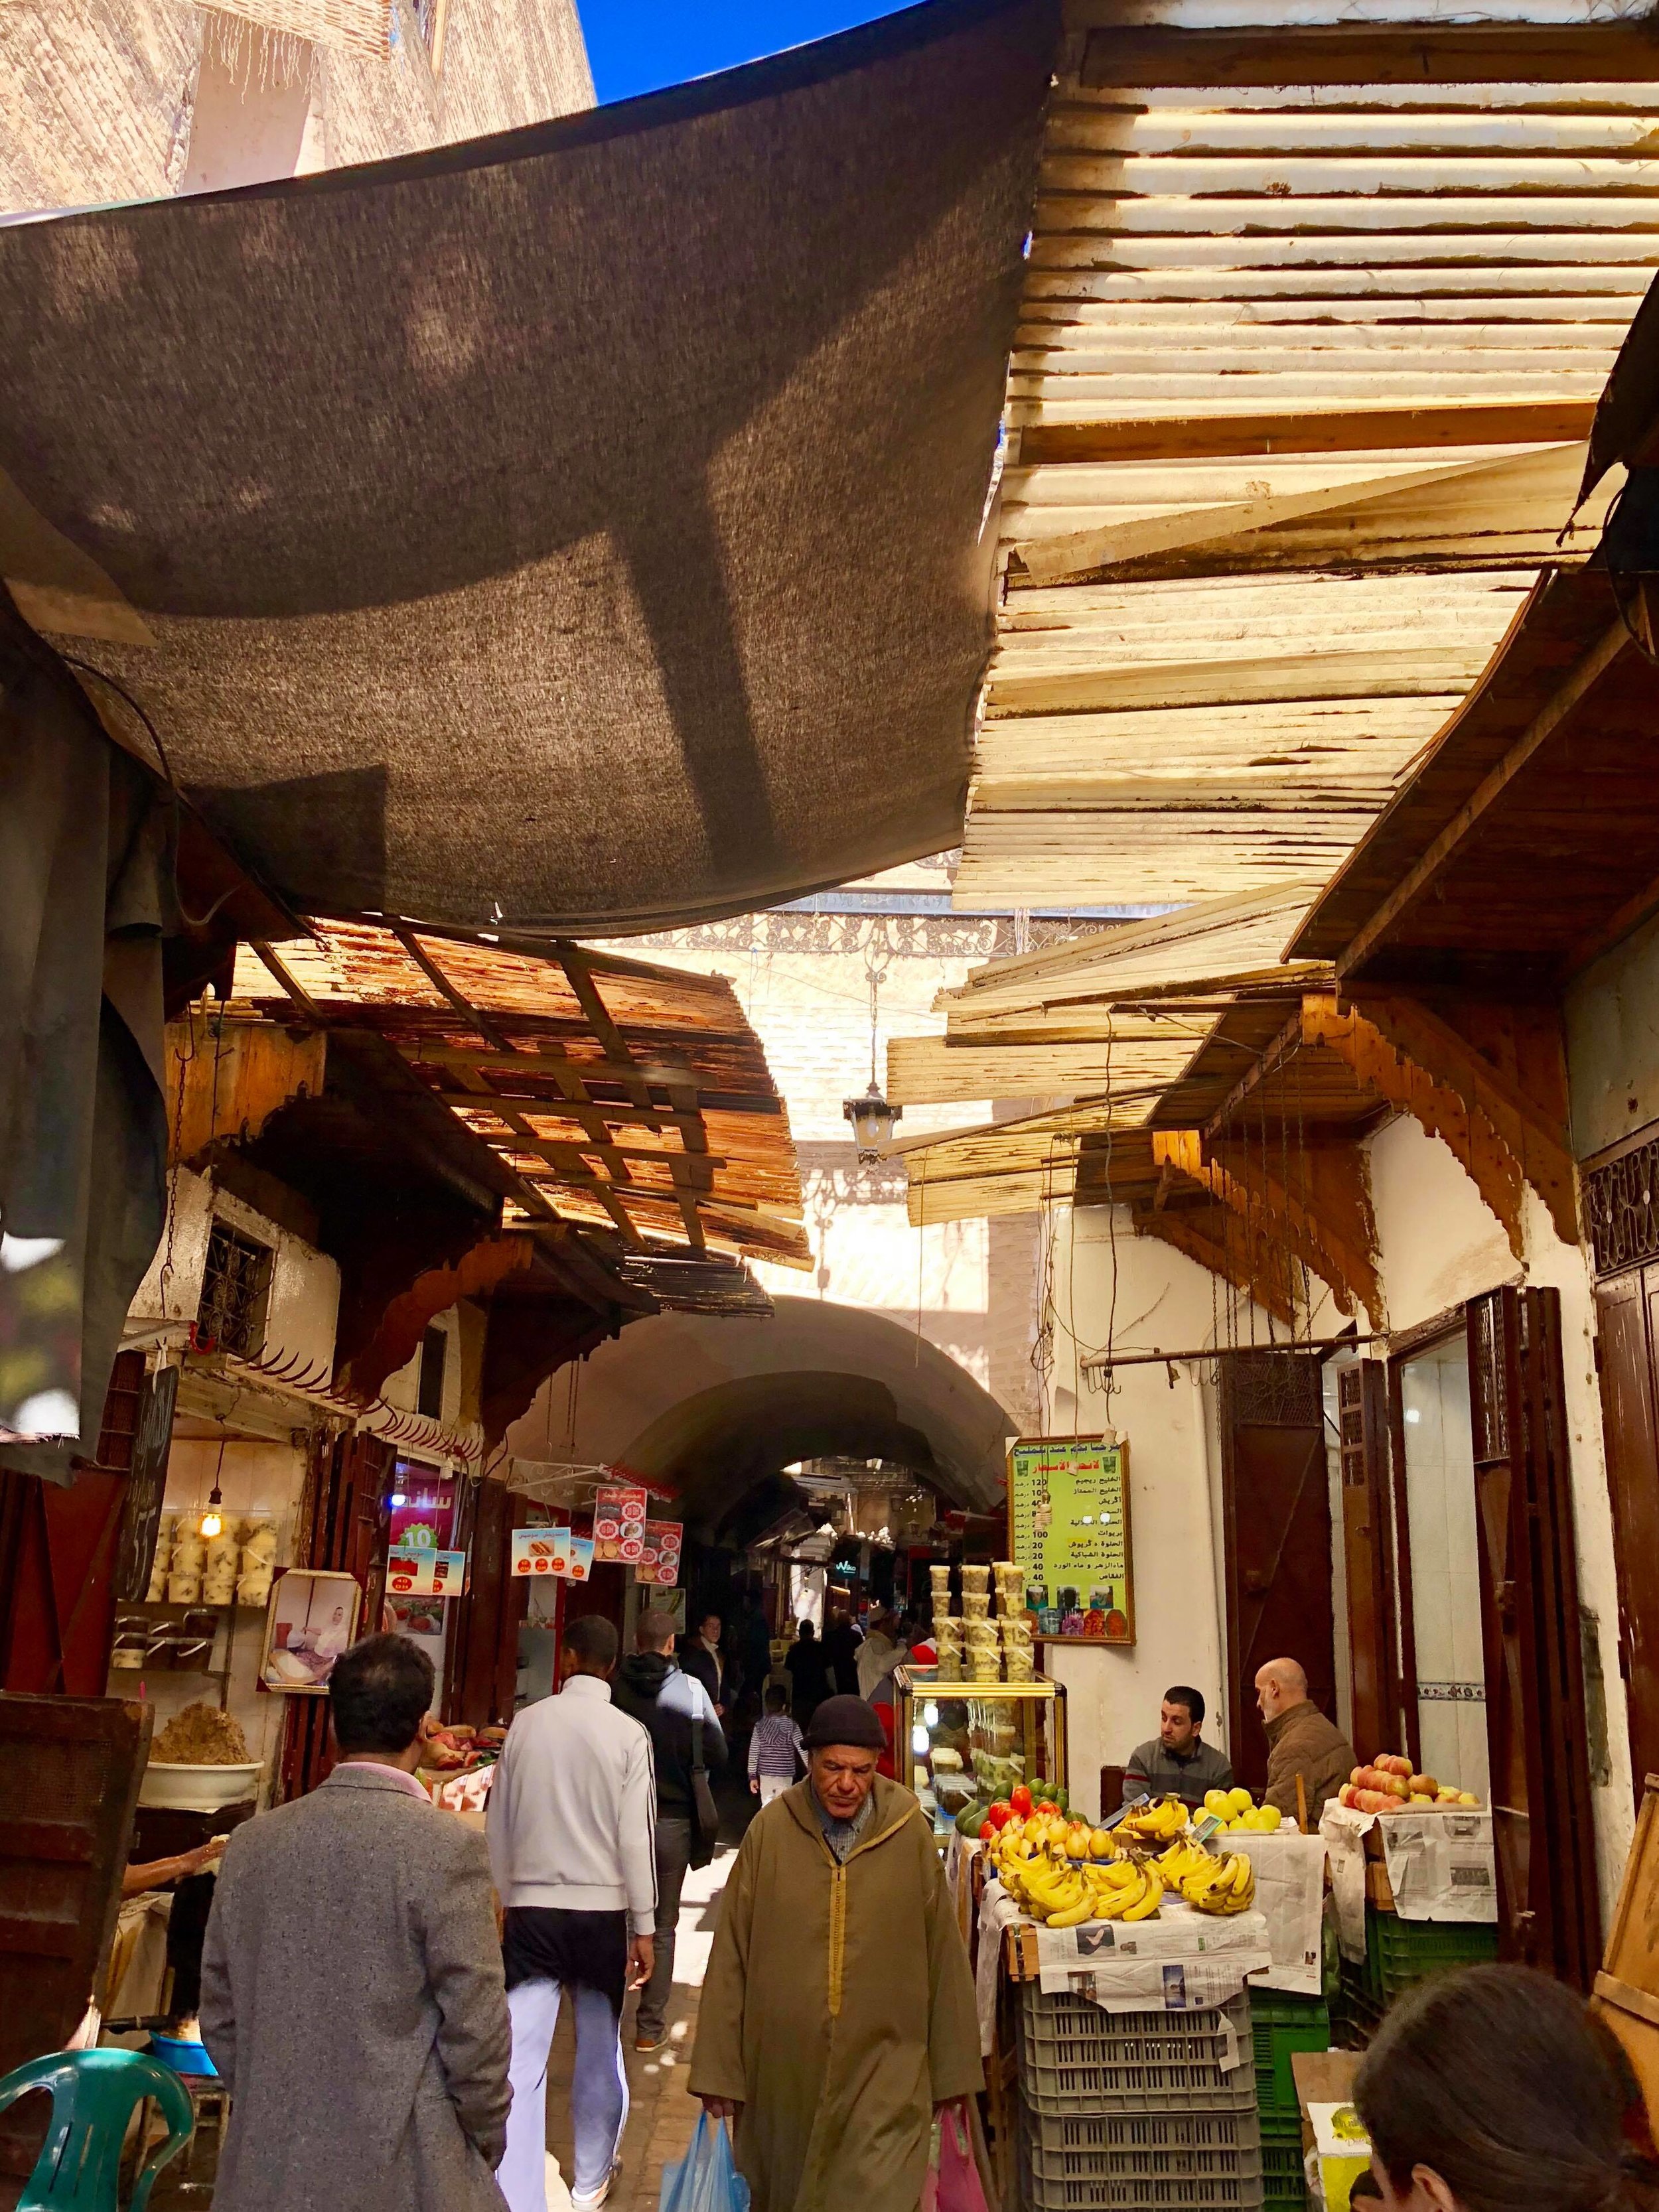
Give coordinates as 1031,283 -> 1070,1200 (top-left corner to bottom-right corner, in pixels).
0,0 -> 1056,935
0,602 -> 172,1476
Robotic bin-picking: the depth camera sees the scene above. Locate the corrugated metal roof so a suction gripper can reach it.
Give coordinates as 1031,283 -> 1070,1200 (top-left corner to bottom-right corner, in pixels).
956,3 -> 1659,909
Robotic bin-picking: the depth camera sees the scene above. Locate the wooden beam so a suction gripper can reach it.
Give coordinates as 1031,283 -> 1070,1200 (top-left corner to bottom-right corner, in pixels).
1072,20 -> 1659,86
392,931 -> 643,1246
1201,1010 -> 1303,1140
1015,403 -> 1599,472
249,939 -> 328,1026
167,1016 -> 326,1165
1337,619 -> 1631,981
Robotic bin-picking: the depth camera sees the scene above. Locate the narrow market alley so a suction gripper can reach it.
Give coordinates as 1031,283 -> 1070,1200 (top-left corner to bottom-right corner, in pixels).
14,0 -> 1659,2202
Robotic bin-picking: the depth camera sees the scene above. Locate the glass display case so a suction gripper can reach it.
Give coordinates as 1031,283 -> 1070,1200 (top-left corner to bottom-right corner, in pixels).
895,1664 -> 1068,1836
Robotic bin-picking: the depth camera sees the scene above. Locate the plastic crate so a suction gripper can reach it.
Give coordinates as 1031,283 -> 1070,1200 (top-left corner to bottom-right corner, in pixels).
1022,2101 -> 1264,2187
1019,1988 -> 1258,2116
1260,2112 -> 1307,2208
1019,2114 -> 1267,2212
1366,1907 -> 1497,2000
1248,1991 -> 1331,2116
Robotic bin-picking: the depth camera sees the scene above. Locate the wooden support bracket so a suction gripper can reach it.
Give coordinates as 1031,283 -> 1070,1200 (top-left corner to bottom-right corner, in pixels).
1303,993 -> 1576,1259
1129,1202 -> 1298,1330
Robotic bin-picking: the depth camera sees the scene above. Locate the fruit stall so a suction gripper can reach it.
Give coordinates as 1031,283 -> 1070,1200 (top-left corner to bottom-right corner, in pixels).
1321,1746 -> 1496,2046
960,1787 -> 1283,2203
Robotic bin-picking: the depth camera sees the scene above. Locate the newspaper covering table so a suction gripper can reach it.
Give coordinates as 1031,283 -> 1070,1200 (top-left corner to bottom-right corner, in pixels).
1320,1802 -> 1496,1959
1018,1899 -> 1271,2017
1230,1829 -> 1327,1996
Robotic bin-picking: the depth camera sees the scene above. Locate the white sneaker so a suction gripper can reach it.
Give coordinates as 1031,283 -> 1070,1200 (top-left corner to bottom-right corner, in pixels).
570,2170 -> 615,2210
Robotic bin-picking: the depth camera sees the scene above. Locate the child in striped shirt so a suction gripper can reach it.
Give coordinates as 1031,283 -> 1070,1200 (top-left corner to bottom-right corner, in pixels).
749,1683 -> 806,1807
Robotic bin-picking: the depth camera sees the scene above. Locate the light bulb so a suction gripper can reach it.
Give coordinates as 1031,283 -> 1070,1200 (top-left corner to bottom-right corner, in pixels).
200,1508 -> 222,1539
911,1725 -> 930,1756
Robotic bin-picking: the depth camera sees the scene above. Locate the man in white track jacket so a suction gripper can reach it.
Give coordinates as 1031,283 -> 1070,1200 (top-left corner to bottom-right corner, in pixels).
487,1614 -> 657,2212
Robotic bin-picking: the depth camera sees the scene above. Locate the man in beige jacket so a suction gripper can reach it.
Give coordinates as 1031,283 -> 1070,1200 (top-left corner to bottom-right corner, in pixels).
1256,1657 -> 1356,1825
690,1695 -> 981,2212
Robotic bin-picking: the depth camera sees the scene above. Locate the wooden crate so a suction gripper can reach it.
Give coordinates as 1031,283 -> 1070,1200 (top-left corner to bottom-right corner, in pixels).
1591,1772 -> 1659,2114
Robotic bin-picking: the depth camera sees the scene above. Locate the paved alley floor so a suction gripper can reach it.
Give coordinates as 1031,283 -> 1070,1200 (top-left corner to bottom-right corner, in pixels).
540,1847 -> 732,2211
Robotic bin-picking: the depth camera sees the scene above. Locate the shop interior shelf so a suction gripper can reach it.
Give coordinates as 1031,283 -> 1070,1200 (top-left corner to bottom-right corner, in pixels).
1018,1990 -> 1258,2117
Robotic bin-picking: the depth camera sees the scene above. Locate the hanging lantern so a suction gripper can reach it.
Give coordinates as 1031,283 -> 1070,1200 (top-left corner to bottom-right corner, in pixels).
843,1081 -> 900,1162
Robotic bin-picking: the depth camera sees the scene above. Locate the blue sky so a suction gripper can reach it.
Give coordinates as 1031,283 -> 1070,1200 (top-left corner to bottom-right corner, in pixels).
577,0 -> 904,104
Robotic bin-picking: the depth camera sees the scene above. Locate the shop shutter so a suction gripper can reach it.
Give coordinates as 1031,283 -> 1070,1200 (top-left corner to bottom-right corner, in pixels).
1336,1359 -> 1401,1765
1467,1284 -> 1599,1986
1219,1351 -> 1337,1797
1593,1267 -> 1659,1805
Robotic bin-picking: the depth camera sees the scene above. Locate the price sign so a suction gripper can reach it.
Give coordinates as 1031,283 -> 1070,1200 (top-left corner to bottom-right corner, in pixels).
594,1483 -> 648,1563
1007,1434 -> 1133,1644
510,1527 -> 595,1582
635,1519 -> 682,1586
387,1547 -> 468,1599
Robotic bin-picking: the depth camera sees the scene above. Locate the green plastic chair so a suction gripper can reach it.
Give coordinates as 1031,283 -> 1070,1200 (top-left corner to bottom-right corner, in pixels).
0,2048 -> 194,2210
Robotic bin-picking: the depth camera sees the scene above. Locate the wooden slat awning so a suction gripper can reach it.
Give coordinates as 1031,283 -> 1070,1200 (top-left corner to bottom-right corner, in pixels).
232,924 -> 810,1270
954,7 -> 1659,914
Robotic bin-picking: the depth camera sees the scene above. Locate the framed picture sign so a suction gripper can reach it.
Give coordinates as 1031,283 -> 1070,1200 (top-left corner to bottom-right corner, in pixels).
1007,1433 -> 1134,1645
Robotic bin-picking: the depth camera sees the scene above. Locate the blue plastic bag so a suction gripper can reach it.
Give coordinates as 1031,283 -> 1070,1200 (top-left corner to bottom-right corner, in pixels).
658,2111 -> 751,2212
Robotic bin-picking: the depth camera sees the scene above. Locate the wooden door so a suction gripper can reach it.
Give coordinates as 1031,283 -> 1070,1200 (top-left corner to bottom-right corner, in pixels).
1468,1286 -> 1599,1986
1593,1267 -> 1659,1799
1220,1351 -> 1338,1795
0,1694 -> 151,2195
1337,1359 -> 1400,1764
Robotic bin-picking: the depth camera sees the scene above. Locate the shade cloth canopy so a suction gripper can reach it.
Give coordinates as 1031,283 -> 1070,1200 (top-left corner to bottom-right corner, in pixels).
0,0 -> 1054,933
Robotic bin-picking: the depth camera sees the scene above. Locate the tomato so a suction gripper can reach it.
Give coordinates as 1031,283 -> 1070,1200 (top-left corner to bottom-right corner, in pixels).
985,1800 -> 1013,1831
1009,1783 -> 1033,1818
978,1821 -> 997,1842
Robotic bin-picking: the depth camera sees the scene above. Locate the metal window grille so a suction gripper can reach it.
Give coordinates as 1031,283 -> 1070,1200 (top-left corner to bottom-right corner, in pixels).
196,1220 -> 273,1357
1583,1137 -> 1659,1279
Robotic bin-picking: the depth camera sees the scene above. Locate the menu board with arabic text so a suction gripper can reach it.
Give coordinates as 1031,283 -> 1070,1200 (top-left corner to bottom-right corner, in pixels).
1007,1434 -> 1134,1645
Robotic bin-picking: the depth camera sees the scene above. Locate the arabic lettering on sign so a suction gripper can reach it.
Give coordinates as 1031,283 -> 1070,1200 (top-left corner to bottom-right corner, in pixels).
387,1547 -> 468,1599
1007,1435 -> 1134,1645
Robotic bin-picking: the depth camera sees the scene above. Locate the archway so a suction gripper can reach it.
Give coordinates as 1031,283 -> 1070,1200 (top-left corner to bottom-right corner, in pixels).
508,1295 -> 1017,1532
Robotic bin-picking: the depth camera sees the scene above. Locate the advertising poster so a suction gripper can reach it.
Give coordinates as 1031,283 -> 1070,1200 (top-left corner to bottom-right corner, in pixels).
1007,1433 -> 1134,1643
386,1547 -> 467,1599
510,1526 -> 595,1582
635,1519 -> 683,1586
593,1482 -> 648,1564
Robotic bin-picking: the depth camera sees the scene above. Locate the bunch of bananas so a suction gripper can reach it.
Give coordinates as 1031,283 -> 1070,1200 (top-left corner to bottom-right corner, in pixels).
1117,1795 -> 1189,1845
998,1852 -> 1165,1927
1156,1840 -> 1256,1914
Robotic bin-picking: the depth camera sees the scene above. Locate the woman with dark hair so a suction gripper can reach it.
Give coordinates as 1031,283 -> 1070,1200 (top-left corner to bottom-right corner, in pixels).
1354,1963 -> 1659,2211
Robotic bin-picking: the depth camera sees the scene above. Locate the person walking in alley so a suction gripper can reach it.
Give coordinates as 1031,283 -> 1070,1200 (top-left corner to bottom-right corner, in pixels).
488,1615 -> 657,2212
747,1683 -> 806,1806
611,1605 -> 726,2058
681,1610 -> 735,1716
200,1634 -> 511,2212
783,1618 -> 831,1727
1256,1656 -> 1356,1824
689,1694 -> 982,2212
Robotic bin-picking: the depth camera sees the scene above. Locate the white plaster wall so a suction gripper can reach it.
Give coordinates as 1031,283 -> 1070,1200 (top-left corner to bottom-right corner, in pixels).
1367,1115 -> 1512,1332
1035,1204 -> 1237,1821
1366,1115 -> 1634,1924
128,1168 -> 340,1378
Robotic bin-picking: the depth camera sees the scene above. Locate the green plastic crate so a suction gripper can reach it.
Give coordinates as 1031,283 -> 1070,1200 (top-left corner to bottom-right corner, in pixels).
1365,1907 -> 1497,2002
1248,1992 -> 1331,2117
1260,2114 -> 1306,2209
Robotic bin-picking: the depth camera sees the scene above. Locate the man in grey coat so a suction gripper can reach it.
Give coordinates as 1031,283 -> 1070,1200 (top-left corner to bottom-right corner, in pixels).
201,1633 -> 511,2212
